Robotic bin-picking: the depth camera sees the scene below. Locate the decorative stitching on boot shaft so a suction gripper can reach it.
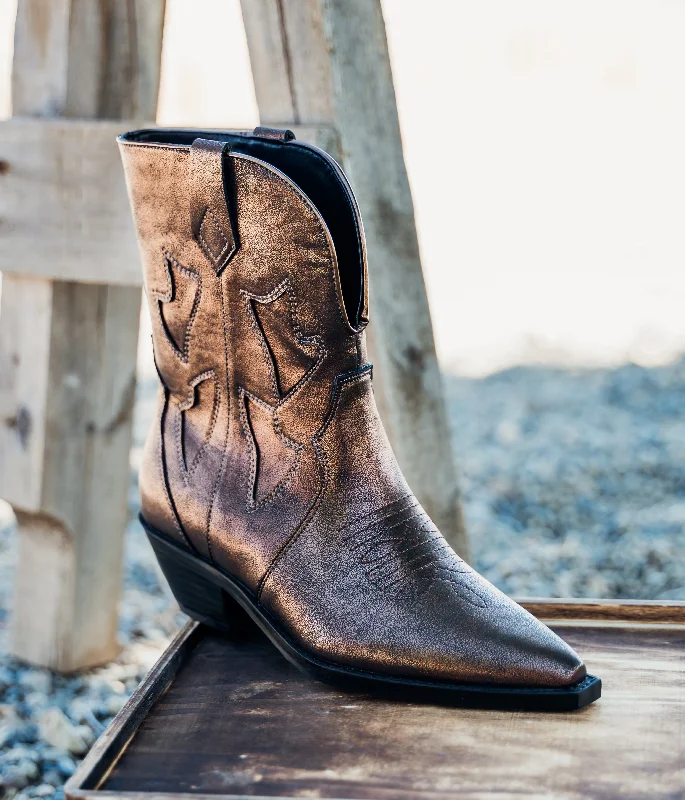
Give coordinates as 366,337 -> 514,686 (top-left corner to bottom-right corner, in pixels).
238,387 -> 304,510
241,279 -> 326,402
173,370 -> 220,480
150,251 -> 201,364
197,206 -> 233,268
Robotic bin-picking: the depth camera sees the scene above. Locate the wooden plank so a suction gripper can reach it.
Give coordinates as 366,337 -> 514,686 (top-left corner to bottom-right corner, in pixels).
519,597 -> 685,625
0,120 -> 341,285
0,117 -> 145,285
12,0 -> 165,120
0,276 -> 53,511
241,0 -> 469,557
3,278 -> 141,670
1,0 -> 165,671
67,623 -> 203,795
65,619 -> 685,799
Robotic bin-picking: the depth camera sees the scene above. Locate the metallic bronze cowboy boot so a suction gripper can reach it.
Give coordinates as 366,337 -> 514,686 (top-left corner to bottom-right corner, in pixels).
119,127 -> 600,710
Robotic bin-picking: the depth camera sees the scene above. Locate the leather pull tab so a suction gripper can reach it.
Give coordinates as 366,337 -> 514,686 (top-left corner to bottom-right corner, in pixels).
253,126 -> 295,142
189,138 -> 238,274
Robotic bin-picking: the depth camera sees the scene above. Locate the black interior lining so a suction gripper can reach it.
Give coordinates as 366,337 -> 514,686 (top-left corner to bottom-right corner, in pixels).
122,129 -> 364,328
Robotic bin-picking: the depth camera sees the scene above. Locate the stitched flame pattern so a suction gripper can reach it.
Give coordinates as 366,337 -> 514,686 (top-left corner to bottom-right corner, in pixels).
340,498 -> 488,608
151,252 -> 201,363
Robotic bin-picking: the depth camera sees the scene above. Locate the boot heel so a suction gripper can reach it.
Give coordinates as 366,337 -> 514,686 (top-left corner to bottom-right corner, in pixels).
148,531 -> 254,636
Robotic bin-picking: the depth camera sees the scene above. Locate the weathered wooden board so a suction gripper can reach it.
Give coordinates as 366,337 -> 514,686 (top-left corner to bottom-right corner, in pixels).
1,277 -> 141,669
0,0 -> 165,672
521,597 -> 685,625
0,117 -> 144,285
0,119 -> 344,285
67,605 -> 685,800
241,0 -> 470,558
11,0 -> 165,120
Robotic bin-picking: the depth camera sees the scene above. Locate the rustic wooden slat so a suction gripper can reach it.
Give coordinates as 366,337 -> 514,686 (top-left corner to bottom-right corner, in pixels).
519,597 -> 685,625
67,623 -> 204,795
0,0 -> 165,671
65,616 -> 685,800
3,279 -> 142,670
12,0 -> 165,120
240,0 -> 469,557
0,117 -> 145,285
0,119 -> 348,285
0,276 -> 53,510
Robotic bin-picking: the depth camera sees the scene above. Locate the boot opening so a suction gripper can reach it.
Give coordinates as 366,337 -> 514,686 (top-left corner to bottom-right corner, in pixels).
121,128 -> 366,329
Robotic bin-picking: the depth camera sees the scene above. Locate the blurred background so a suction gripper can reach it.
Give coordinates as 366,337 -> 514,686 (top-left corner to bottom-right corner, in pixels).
0,0 -> 684,793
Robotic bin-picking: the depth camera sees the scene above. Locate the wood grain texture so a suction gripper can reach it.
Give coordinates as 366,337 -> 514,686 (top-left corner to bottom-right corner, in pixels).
0,276 -> 53,511
0,118 -> 144,285
12,0 -> 165,119
520,597 -> 685,625
4,280 -> 141,670
68,623 -> 205,795
240,0 -> 469,558
74,621 -> 684,800
0,120 -> 339,285
1,0 -> 164,670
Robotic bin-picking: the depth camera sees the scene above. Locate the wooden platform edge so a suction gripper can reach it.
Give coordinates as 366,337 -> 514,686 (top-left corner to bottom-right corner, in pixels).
64,598 -> 685,800
519,597 -> 685,625
66,622 -> 204,798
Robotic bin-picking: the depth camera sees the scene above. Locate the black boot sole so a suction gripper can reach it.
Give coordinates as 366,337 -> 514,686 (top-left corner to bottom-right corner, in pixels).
143,518 -> 601,711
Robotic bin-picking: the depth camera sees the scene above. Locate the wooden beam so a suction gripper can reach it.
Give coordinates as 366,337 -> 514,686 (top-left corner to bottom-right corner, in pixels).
240,0 -> 469,556
11,0 -> 165,120
519,598 -> 685,626
0,118 -> 144,285
0,0 -> 165,671
0,119 -> 339,286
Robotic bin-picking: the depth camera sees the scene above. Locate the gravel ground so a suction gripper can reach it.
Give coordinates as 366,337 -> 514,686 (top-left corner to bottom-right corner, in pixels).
0,378 -> 184,800
447,359 -> 685,600
1,357 -> 684,795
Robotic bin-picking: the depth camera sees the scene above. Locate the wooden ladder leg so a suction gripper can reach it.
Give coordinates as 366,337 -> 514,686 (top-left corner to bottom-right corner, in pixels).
0,0 -> 165,671
240,0 -> 469,557
0,276 -> 141,670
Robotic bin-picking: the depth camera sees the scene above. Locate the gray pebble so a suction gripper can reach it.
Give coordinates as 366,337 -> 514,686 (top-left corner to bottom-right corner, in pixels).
0,666 -> 15,691
16,759 -> 40,782
18,671 -> 52,696
2,765 -> 30,790
56,757 -> 76,778
42,771 -> 62,788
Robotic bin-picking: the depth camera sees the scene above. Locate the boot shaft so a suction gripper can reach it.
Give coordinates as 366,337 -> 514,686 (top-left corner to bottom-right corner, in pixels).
119,128 -> 379,589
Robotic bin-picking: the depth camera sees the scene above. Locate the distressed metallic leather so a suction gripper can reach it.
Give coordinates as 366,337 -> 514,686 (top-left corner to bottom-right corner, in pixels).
119,129 -> 585,688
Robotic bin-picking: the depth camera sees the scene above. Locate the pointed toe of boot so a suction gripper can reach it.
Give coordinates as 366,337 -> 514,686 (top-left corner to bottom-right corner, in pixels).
532,634 -> 586,688
414,588 -> 588,690
492,609 -> 587,688
435,579 -> 588,689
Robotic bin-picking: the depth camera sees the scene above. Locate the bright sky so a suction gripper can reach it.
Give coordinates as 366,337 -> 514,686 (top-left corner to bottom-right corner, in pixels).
2,0 -> 685,376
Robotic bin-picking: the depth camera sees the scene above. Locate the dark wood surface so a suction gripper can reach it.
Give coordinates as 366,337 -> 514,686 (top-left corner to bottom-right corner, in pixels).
95,621 -> 685,799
